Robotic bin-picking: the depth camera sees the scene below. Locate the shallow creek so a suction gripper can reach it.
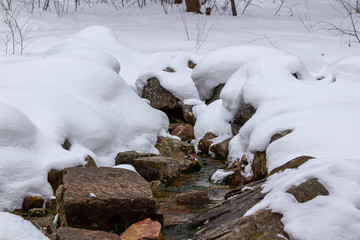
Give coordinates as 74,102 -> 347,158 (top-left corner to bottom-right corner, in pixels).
151,156 -> 234,239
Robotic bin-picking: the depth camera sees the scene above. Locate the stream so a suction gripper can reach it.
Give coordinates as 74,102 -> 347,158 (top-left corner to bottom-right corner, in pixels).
151,156 -> 234,239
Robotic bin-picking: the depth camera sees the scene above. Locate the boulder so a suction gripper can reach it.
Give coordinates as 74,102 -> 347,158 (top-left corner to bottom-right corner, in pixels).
156,137 -> 200,172
171,124 -> 195,142
209,138 -> 231,159
116,156 -> 181,182
56,167 -> 159,232
182,104 -> 196,125
120,218 -> 164,240
231,104 -> 256,135
205,84 -> 225,105
22,196 -> 44,211
269,155 -> 314,176
195,179 -> 288,239
251,151 -> 268,181
286,178 -> 329,203
115,151 -> 157,166
176,191 -> 210,204
141,78 -> 183,121
56,226 -> 120,240
198,132 -> 216,154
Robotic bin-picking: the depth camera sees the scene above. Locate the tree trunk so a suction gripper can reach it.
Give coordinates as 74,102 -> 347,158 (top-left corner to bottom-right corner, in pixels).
185,0 -> 200,12
230,0 -> 237,16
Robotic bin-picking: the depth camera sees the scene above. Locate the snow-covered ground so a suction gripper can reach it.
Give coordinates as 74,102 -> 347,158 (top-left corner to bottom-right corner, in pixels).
1,0 -> 360,239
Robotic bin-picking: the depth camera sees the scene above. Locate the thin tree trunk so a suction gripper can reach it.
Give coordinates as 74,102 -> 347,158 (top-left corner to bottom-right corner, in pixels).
230,0 -> 237,16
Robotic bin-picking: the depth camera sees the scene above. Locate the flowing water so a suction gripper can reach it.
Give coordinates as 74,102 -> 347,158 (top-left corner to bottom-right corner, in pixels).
151,156 -> 234,239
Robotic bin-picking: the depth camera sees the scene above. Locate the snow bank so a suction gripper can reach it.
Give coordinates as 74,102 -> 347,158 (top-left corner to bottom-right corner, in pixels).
0,27 -> 168,211
218,52 -> 360,239
0,212 -> 49,240
136,52 -> 201,101
191,45 -> 285,101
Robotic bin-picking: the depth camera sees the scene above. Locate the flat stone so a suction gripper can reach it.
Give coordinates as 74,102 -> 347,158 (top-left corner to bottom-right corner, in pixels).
57,167 -> 159,232
286,178 -> 329,203
120,218 -> 164,240
176,191 -> 210,204
56,226 -> 120,240
117,156 -> 181,182
269,156 -> 314,176
198,132 -> 216,154
209,138 -> 231,159
115,151 -> 157,166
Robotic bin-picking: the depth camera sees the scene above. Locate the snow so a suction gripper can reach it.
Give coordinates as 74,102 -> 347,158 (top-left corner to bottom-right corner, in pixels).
1,0 -> 360,239
136,51 -> 201,100
191,45 -> 285,100
211,169 -> 233,184
0,212 -> 49,240
113,164 -> 140,175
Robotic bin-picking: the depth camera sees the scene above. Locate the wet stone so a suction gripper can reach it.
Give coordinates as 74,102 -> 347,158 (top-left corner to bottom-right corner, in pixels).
198,132 -> 216,154
56,167 -> 159,232
176,191 -> 210,204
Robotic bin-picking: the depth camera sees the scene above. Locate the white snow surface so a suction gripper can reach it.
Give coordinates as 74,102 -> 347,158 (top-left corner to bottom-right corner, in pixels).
191,45 -> 285,100
0,26 -> 169,211
0,212 -> 49,240
136,52 -> 201,100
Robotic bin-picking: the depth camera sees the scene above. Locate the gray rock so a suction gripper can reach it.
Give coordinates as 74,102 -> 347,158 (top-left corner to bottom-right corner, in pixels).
205,84 -> 225,105
231,104 -> 256,135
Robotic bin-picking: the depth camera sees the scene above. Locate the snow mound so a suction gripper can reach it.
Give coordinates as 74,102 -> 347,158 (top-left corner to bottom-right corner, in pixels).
218,53 -> 360,239
0,212 -> 49,240
0,28 -> 168,211
191,45 -> 285,100
136,52 -> 202,101
211,169 -> 233,184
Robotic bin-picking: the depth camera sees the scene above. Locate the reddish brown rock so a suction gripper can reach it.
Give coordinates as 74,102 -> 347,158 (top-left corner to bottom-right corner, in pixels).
175,124 -> 195,142
198,132 -> 216,154
168,123 -> 185,132
57,167 -> 159,232
22,196 -> 44,211
120,218 -> 164,240
56,226 -> 120,240
176,191 -> 209,204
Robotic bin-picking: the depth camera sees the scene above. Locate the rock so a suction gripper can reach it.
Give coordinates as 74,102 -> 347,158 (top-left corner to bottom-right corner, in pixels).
205,83 -> 225,105
61,139 -> 71,150
120,218 -> 164,240
156,137 -> 199,173
182,104 -> 196,125
45,199 -> 57,213
116,156 -> 181,182
270,129 -> 293,143
168,123 -> 185,132
115,151 -> 157,166
48,169 -> 65,194
56,167 -> 159,232
174,124 -> 195,142
176,191 -> 210,204
198,132 -> 216,154
195,180 -> 288,239
251,151 -> 268,181
269,155 -> 314,176
28,208 -> 47,218
222,168 -> 242,186
56,226 -> 120,240
286,178 -> 329,203
141,78 -> 183,121
188,60 -> 196,69
22,196 -> 44,211
84,155 -> 97,168
163,67 -> 175,72
209,138 -> 231,159
195,210 -> 288,240
231,104 -> 256,135
195,180 -> 266,238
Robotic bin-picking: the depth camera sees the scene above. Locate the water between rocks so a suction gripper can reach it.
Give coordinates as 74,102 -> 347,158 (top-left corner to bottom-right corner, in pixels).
151,156 -> 234,239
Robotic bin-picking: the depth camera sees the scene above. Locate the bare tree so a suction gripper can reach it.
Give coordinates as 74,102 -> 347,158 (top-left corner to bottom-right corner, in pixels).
0,0 -> 32,54
230,0 -> 236,16
325,0 -> 360,44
